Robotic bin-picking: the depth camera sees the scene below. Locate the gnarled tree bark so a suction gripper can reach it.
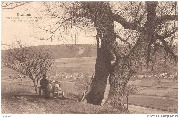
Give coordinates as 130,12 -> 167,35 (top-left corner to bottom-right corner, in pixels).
85,2 -> 116,105
86,2 -> 160,109
81,2 -> 177,110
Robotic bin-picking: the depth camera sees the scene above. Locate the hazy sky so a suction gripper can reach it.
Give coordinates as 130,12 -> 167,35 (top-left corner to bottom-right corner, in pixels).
1,2 -> 143,50
2,2 -> 97,50
2,1 -> 177,50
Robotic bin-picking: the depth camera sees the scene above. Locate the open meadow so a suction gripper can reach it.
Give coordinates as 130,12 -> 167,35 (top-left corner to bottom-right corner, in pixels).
1,57 -> 178,114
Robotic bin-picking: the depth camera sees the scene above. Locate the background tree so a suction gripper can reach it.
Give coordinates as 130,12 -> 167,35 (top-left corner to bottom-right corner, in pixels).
3,41 -> 54,93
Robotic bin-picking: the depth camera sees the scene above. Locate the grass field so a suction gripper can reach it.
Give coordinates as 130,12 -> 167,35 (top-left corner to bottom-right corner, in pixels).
1,57 -> 178,114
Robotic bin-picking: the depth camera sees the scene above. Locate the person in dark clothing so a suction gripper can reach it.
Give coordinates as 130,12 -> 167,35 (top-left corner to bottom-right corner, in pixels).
39,74 -> 49,98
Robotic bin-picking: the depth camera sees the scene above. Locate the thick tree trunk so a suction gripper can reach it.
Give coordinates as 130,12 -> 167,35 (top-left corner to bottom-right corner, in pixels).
105,2 -> 158,110
104,50 -> 132,109
85,2 -> 158,109
85,2 -> 115,105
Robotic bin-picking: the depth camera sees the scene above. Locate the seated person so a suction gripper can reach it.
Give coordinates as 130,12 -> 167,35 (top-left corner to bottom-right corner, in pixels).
53,81 -> 65,99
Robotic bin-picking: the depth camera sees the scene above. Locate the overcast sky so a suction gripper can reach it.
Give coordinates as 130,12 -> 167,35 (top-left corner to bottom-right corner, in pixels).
2,2 -> 177,50
2,2 -> 97,50
1,2 -> 143,50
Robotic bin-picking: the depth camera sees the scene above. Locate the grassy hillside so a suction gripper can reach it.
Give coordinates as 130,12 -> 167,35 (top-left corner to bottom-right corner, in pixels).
2,44 -> 97,59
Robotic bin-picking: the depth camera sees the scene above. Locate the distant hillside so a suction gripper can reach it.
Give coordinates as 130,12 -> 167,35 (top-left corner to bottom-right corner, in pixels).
2,44 -> 177,59
2,44 -> 97,59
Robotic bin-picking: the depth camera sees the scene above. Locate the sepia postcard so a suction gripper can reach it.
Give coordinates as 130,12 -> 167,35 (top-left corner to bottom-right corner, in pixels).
1,1 -> 178,117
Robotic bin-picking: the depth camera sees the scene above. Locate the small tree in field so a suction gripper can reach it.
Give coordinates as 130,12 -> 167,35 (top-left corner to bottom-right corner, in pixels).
3,41 -> 54,93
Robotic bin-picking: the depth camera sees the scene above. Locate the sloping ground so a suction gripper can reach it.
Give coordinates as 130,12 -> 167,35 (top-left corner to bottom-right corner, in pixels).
2,95 -> 122,114
1,77 -> 173,114
2,59 -> 178,114
1,67 -> 123,114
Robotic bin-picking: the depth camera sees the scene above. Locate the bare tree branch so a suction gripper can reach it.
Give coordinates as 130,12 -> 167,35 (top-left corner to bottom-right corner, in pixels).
156,15 -> 178,25
2,2 -> 30,9
159,38 -> 177,62
116,34 -> 131,49
113,13 -> 144,32
156,27 -> 178,39
156,28 -> 178,62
